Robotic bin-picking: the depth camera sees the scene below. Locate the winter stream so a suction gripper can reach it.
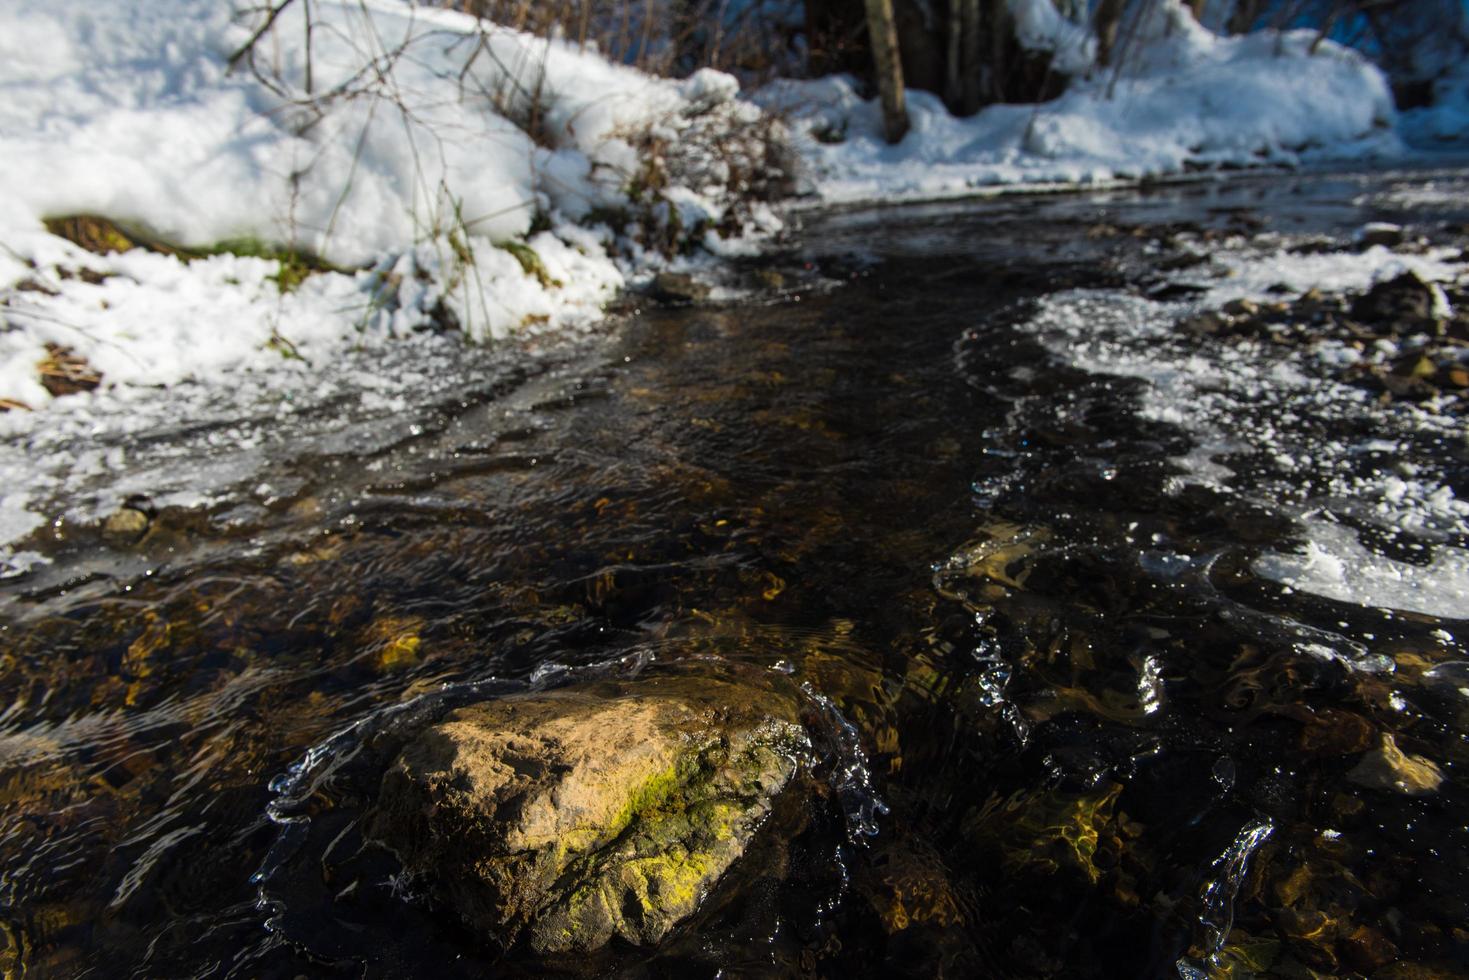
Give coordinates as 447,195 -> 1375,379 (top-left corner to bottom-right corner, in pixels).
2,165 -> 1468,977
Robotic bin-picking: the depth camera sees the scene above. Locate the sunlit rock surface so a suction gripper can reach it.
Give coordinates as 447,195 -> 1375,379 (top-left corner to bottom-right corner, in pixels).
370,673 -> 807,952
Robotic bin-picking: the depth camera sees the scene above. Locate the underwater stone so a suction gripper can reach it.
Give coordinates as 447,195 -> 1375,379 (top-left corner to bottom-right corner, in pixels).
650,272 -> 712,303
1346,733 -> 1443,796
370,673 -> 806,952
102,506 -> 150,543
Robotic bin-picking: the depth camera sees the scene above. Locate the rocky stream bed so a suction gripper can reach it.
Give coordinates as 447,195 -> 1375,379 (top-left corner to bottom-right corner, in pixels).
1,164 -> 1468,978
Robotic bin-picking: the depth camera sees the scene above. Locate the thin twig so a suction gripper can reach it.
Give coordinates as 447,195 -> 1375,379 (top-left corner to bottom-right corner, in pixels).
303,0 -> 314,95
228,0 -> 299,71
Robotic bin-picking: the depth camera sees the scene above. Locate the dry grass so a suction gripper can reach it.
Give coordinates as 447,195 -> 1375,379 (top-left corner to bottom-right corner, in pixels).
38,344 -> 102,398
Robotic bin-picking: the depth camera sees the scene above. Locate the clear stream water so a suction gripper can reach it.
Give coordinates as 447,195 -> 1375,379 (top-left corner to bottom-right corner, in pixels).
1,165 -> 1468,978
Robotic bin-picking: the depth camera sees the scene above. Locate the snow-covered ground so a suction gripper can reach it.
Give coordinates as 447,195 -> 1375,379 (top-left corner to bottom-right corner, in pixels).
1018,238 -> 1469,627
763,0 -> 1403,205
0,0 -> 775,406
1401,59 -> 1469,146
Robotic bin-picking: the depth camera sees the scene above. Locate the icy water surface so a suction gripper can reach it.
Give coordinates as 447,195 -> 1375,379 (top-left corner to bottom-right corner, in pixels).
2,165 -> 1468,977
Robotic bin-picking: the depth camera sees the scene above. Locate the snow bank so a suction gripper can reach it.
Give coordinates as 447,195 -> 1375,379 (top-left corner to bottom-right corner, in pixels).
1401,61 -> 1469,145
0,0 -> 777,407
762,0 -> 1400,204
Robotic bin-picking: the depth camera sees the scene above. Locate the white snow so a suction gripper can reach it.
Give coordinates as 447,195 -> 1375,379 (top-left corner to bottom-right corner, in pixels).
1256,521 -> 1469,620
0,318 -> 563,578
0,494 -> 44,550
1009,0 -> 1096,75
761,0 -> 1400,205
0,0 -> 758,263
0,0 -> 766,401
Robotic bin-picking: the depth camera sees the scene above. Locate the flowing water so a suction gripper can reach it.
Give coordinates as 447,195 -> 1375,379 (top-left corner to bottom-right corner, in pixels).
2,165 -> 1468,978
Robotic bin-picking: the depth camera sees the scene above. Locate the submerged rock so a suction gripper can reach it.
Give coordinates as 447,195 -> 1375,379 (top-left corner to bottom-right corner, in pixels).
102,506 -> 150,543
1346,733 -> 1443,796
650,272 -> 712,304
370,673 -> 806,952
102,497 -> 156,545
361,615 -> 423,672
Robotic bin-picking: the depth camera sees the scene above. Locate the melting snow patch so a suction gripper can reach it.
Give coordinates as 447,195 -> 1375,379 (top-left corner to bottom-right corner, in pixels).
0,551 -> 49,581
1202,246 -> 1463,308
0,491 -> 49,576
0,492 -> 43,544
1257,521 -> 1469,620
1021,239 -> 1469,622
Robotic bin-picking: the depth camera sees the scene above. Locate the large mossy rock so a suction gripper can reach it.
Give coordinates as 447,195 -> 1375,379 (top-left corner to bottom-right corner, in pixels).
369,673 -> 806,953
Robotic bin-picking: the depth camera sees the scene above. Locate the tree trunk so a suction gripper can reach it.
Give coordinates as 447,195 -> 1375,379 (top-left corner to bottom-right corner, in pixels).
986,0 -> 1007,103
945,0 -> 964,108
1227,0 -> 1261,34
864,0 -> 910,143
1093,0 -> 1126,67
957,0 -> 981,114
